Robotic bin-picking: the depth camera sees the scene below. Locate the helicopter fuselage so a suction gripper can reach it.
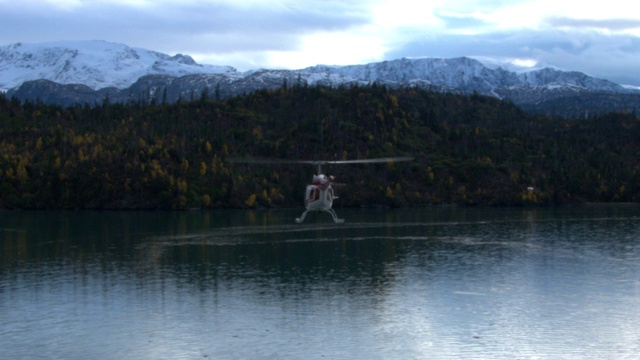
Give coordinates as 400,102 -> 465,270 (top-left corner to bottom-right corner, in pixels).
304,174 -> 334,211
295,174 -> 343,223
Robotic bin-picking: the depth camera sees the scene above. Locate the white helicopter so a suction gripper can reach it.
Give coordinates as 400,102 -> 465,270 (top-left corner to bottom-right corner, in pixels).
230,157 -> 413,223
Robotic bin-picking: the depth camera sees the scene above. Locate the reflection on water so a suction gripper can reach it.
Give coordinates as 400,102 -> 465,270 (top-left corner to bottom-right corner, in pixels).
1,206 -> 640,359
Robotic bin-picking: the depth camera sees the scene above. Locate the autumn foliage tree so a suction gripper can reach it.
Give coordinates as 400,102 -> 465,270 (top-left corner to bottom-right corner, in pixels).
1,86 -> 640,209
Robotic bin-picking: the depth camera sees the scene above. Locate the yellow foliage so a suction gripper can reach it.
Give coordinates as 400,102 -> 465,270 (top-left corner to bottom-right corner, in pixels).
521,189 -> 538,203
181,158 -> 189,172
16,161 -> 28,182
245,194 -> 257,207
93,144 -> 103,160
199,161 -> 207,176
269,187 -> 283,201
177,178 -> 188,193
149,159 -> 163,178
389,94 -> 399,108
202,194 -> 212,207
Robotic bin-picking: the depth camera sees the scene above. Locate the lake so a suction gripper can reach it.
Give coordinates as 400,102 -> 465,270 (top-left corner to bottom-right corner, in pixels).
1,206 -> 640,359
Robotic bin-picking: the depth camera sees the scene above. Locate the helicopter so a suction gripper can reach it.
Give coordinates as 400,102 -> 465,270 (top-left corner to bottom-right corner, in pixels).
230,157 -> 413,223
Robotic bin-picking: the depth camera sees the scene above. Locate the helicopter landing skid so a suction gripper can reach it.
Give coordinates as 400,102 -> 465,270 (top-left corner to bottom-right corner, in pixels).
295,209 -> 344,224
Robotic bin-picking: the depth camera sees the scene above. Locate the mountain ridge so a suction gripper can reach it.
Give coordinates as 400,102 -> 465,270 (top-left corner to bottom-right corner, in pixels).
0,40 -> 237,91
2,40 -> 638,117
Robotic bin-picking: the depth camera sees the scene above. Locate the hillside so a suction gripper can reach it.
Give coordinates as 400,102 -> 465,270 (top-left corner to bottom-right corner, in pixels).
1,85 -> 640,210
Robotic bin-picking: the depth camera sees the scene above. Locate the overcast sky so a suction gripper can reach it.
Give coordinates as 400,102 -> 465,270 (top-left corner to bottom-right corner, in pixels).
1,0 -> 640,85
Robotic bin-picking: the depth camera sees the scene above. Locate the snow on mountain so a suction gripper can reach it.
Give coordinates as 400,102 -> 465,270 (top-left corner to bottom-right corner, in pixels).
0,40 -> 627,95
0,40 -> 237,91
305,57 -> 501,86
302,57 -> 624,94
3,40 -> 638,117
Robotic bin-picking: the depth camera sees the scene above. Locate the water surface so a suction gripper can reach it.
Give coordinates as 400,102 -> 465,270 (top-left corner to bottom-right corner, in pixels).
1,206 -> 640,359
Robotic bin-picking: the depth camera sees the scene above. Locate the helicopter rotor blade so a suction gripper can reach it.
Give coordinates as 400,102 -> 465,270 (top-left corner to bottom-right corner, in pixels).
228,156 -> 413,166
322,157 -> 413,165
227,157 -> 315,165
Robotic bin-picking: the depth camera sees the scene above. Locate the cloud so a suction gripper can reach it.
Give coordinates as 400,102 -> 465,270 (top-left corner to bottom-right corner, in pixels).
0,0 -> 639,85
0,1 -> 370,55
546,17 -> 640,33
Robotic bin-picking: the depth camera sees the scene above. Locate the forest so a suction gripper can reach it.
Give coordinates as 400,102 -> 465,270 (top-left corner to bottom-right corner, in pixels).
1,84 -> 640,210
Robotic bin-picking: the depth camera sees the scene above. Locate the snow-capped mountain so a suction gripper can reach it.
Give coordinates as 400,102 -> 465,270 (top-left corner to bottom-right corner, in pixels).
2,40 -> 638,116
0,40 -> 237,92
303,57 -> 625,94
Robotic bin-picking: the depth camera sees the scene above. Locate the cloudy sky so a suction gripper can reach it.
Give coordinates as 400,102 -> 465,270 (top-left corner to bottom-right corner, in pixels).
1,0 -> 640,85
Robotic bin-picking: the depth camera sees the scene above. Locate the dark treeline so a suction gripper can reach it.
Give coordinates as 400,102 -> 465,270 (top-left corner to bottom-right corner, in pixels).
1,84 -> 640,210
